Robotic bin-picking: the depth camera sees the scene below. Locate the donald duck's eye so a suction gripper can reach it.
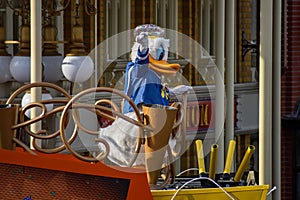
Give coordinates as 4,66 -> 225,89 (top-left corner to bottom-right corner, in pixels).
156,45 -> 165,60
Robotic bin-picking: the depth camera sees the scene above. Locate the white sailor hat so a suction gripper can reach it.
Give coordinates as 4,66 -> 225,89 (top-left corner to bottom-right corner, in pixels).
133,24 -> 165,38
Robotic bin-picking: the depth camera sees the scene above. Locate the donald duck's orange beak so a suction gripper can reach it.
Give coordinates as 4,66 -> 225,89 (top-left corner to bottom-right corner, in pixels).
149,55 -> 180,76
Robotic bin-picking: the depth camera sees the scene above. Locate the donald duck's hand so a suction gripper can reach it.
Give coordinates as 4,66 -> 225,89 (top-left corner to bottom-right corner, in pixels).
136,32 -> 148,51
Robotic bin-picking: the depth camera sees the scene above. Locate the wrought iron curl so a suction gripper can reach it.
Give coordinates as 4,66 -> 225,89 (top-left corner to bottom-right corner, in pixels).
84,0 -> 97,16
6,82 -> 72,154
59,86 -> 145,164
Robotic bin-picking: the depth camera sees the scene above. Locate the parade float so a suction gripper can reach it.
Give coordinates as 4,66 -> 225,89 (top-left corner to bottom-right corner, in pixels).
0,82 -> 269,199
0,24 -> 270,199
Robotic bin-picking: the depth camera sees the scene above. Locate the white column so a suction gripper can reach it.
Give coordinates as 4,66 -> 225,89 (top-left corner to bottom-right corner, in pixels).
203,0 -> 210,52
273,0 -> 281,199
30,0 -> 42,147
225,0 -> 235,165
211,0 -> 216,55
94,0 -> 98,87
259,0 -> 273,190
215,0 -> 225,172
160,0 -> 167,28
167,0 -> 178,58
112,0 -> 119,59
119,0 -> 130,59
167,0 -> 178,30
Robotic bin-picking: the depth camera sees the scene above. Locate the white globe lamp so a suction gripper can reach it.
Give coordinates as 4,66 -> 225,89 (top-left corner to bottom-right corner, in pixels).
21,91 -> 54,118
10,56 -> 31,83
61,55 -> 94,83
61,5 -> 94,83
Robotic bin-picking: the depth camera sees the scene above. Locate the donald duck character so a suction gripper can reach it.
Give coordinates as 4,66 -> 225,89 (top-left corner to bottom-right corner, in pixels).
98,24 -> 181,167
123,24 -> 180,113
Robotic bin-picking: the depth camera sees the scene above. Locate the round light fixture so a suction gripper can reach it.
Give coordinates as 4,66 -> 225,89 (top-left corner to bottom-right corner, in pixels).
61,55 -> 94,83
9,56 -> 31,83
21,91 -> 54,118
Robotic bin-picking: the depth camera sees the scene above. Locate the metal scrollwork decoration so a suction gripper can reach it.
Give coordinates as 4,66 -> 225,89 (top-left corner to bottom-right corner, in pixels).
5,82 -> 148,165
7,0 -> 95,18
7,0 -> 71,14
241,31 -> 257,62
5,82 -> 185,189
6,82 -> 72,154
84,0 -> 96,16
6,0 -> 30,17
59,87 -> 146,164
43,0 -> 71,15
74,0 -> 97,16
